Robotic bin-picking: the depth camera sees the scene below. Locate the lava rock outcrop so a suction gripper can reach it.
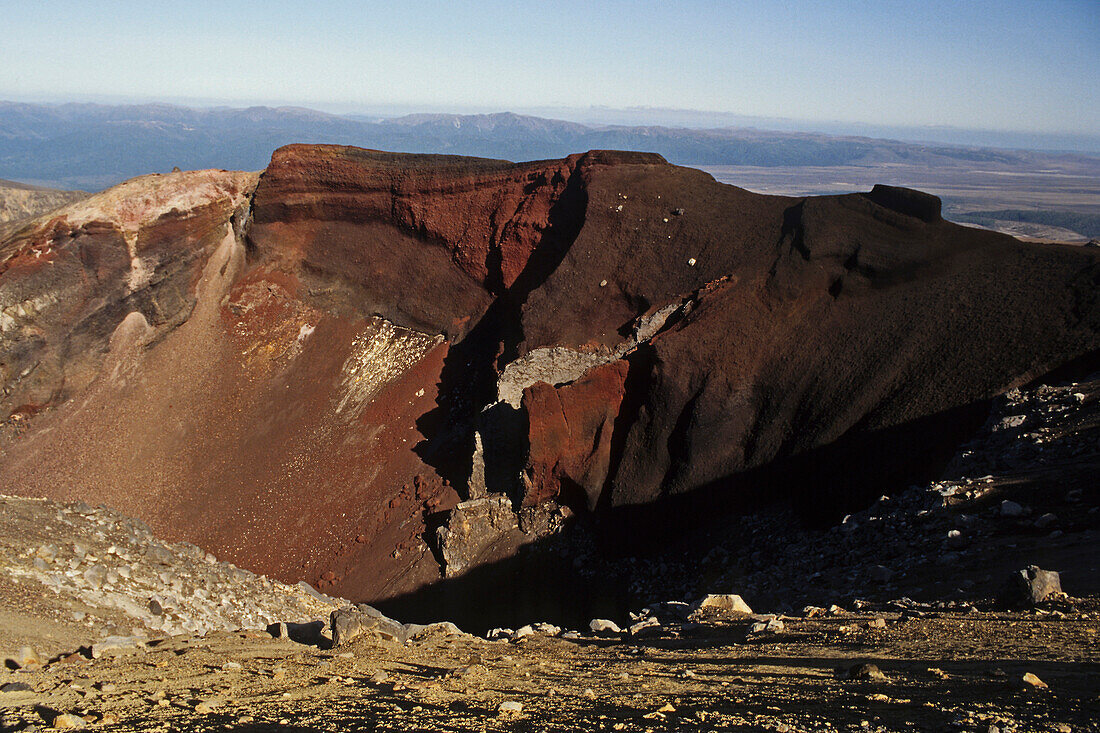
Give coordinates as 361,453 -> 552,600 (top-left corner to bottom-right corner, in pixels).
1,145 -> 1098,606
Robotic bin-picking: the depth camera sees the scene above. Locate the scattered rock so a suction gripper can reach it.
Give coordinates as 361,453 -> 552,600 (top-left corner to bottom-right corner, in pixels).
435,496 -> 519,578
869,565 -> 893,583
12,645 -> 42,669
498,700 -> 523,714
1000,500 -> 1025,517
1001,566 -> 1062,606
1017,672 -> 1048,689
846,663 -> 887,681
589,619 -> 621,635
867,617 -> 887,629
91,636 -> 145,659
51,713 -> 87,729
629,617 -> 661,637
749,618 -> 785,635
331,606 -> 408,646
695,594 -> 753,615
1033,513 -> 1057,529
404,621 -> 464,641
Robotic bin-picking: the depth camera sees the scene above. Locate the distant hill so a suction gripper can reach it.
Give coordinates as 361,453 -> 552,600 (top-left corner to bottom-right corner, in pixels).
1,102 -> 1096,191
0,177 -> 87,236
953,209 -> 1100,240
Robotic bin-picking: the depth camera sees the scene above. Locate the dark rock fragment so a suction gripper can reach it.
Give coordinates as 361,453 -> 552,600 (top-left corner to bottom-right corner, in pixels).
1000,565 -> 1062,606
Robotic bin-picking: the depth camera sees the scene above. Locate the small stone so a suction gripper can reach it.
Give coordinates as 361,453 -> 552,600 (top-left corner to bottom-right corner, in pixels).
82,565 -> 106,589
195,698 -> 224,714
91,636 -> 145,659
1034,513 -> 1057,530
1018,672 -> 1048,689
532,622 -> 561,636
1000,500 -> 1025,517
12,645 -> 42,669
599,279 -> 608,288
512,624 -> 534,639
222,661 -> 242,671
370,671 -> 389,685
1,682 -> 32,693
750,618 -> 785,635
589,619 -> 621,634
51,713 -> 87,729
846,663 -> 887,681
867,617 -> 887,629
583,688 -> 596,699
629,617 -> 661,637
869,565 -> 893,583
498,701 -> 523,714
687,257 -> 697,267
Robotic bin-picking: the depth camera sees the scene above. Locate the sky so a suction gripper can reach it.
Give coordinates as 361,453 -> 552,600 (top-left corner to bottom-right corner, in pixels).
2,0 -> 1098,136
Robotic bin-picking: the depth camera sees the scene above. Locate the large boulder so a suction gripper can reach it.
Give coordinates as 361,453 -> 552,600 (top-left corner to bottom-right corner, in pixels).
1001,566 -> 1063,607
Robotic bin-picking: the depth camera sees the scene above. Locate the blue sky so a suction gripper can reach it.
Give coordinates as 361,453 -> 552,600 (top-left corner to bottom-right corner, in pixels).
2,0 -> 1097,135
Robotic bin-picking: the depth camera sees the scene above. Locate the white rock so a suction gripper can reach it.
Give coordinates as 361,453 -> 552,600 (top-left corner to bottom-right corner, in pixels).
589,618 -> 621,634
695,594 -> 753,615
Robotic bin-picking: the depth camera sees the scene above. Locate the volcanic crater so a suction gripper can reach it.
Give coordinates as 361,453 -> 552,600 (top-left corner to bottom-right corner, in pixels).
1,145 -> 1098,629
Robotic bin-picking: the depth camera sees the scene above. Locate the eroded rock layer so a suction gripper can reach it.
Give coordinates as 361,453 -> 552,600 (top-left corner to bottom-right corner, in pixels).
1,146 -> 1098,608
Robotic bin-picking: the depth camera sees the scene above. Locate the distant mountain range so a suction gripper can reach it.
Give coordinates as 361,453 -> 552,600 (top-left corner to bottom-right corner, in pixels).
2,102 -> 1096,191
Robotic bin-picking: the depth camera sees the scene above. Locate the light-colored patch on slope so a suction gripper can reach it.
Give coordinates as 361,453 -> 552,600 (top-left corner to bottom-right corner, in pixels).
57,169 -> 258,234
335,319 -> 443,419
495,302 -> 681,408
20,169 -> 258,293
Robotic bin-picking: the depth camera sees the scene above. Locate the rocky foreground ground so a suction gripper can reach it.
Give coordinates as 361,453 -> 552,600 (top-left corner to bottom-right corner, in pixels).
1,373 -> 1098,731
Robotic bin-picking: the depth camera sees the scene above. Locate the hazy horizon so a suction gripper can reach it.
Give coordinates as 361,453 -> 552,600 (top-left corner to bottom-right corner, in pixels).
5,95 -> 1100,156
2,1 -> 1096,144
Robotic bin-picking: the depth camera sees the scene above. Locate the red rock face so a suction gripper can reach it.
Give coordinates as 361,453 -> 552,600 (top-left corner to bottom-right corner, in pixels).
522,360 -> 630,510
1,149 -> 1098,605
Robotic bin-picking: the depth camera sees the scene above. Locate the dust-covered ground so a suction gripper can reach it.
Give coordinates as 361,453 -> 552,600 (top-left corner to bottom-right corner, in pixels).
1,603 -> 1098,732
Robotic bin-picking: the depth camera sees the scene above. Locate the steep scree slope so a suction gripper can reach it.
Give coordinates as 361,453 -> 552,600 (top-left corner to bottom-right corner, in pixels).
1,146 -> 1098,609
